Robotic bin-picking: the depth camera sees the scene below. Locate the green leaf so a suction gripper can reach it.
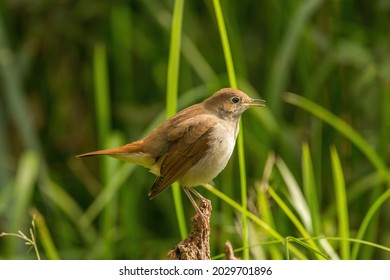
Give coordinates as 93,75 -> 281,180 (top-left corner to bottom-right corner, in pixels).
330,146 -> 350,260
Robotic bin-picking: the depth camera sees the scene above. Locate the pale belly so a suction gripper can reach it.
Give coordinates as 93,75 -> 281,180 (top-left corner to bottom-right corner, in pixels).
179,121 -> 238,187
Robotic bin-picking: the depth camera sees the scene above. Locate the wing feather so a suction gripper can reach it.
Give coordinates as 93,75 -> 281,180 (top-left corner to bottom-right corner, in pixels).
148,117 -> 216,198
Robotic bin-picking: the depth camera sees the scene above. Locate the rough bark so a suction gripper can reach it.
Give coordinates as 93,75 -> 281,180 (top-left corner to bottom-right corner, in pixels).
167,199 -> 211,260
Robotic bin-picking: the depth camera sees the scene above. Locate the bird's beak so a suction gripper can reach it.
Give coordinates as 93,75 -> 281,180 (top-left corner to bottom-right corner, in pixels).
243,98 -> 266,107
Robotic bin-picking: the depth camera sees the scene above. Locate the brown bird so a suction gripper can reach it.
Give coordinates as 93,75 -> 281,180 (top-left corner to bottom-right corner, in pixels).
77,88 -> 265,221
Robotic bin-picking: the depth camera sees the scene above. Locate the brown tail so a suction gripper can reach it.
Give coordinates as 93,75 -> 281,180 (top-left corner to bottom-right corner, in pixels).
76,140 -> 143,158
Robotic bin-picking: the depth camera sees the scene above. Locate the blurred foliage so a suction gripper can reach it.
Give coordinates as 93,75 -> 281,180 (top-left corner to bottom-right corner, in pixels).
0,0 -> 389,259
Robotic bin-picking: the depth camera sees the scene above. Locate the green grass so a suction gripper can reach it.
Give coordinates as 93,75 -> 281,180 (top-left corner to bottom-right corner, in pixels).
330,146 -> 350,259
212,0 -> 250,260
1,0 -> 389,260
5,151 -> 40,256
302,143 -> 321,236
284,93 -> 389,182
166,0 -> 187,240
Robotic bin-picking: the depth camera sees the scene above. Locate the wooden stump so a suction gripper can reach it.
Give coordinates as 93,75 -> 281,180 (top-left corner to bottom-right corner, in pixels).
167,199 -> 211,260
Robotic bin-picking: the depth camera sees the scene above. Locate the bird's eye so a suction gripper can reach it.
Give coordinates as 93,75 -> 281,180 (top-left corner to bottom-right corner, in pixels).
231,96 -> 240,104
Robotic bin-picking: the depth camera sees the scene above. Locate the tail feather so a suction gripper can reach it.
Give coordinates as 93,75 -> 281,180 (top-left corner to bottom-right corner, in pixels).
76,140 -> 144,158
76,140 -> 156,169
76,147 -> 127,157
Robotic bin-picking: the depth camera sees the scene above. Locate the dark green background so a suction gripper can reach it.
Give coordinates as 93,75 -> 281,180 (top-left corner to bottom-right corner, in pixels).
0,0 -> 389,259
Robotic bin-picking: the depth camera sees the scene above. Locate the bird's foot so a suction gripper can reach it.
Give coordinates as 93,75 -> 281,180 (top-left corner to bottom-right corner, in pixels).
183,187 -> 211,229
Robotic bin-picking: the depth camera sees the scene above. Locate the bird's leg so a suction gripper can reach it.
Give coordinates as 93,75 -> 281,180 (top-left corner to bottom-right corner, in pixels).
188,187 -> 210,204
183,187 -> 209,228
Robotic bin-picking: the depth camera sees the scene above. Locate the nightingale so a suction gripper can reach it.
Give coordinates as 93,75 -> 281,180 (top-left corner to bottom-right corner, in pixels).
77,88 -> 265,221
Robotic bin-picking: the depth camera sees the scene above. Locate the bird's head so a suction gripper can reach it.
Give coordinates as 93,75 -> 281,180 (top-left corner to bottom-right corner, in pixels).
203,88 -> 265,121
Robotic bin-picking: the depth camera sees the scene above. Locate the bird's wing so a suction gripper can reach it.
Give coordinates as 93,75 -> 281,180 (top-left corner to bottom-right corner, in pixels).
148,116 -> 217,199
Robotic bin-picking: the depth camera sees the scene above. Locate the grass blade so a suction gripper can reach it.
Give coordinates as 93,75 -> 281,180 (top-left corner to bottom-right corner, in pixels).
44,177 -> 97,243
12,151 -> 40,230
203,183 -> 307,260
0,104 -> 11,187
325,237 -> 390,256
6,151 -> 40,255
79,164 -> 135,231
301,143 -> 321,235
212,0 -> 237,88
166,0 -> 187,239
93,43 -> 118,258
276,158 -> 312,232
352,188 -> 390,259
31,209 -> 60,260
101,133 -> 122,258
267,186 -> 324,259
330,146 -> 350,259
285,236 -> 329,260
257,186 -> 283,259
212,0 -> 250,260
93,43 -> 111,150
237,125 -> 249,259
256,153 -> 283,259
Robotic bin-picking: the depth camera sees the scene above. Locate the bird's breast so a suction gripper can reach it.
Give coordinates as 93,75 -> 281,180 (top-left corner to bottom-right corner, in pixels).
179,120 -> 238,187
